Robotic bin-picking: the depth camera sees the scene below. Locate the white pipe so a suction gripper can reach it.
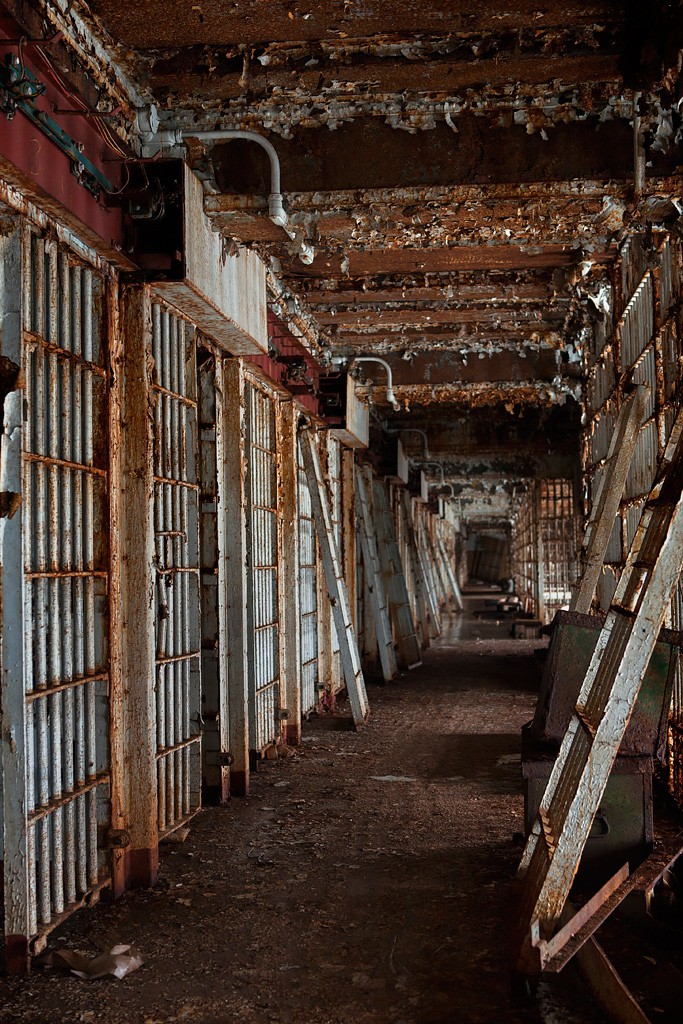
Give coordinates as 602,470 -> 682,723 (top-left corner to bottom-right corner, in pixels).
422,461 -> 454,496
352,356 -> 401,411
175,129 -> 315,265
386,427 -> 430,459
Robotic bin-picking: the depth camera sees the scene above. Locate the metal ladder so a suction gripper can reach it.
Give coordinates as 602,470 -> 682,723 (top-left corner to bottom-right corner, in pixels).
516,405 -> 683,973
436,533 -> 464,612
401,492 -> 440,643
299,423 -> 369,726
570,384 -> 649,614
417,507 -> 442,637
425,527 -> 448,609
354,466 -> 398,682
371,475 -> 422,670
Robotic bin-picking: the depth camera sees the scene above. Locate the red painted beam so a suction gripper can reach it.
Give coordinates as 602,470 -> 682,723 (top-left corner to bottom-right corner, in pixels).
0,26 -> 126,255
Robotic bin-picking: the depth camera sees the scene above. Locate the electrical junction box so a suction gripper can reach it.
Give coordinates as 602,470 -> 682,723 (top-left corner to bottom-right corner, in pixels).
318,372 -> 369,448
383,438 -> 409,484
125,160 -> 268,356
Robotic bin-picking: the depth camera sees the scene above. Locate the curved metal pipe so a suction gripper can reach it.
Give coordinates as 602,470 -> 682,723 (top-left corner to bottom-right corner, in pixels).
421,461 -> 454,497
178,129 -> 315,265
352,356 -> 400,411
385,427 -> 430,459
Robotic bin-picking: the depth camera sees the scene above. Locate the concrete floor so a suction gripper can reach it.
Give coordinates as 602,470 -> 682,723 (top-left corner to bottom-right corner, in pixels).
1,610 -> 606,1024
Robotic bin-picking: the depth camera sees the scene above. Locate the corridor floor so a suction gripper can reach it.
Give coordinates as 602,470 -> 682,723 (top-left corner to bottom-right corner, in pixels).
1,612 -> 605,1024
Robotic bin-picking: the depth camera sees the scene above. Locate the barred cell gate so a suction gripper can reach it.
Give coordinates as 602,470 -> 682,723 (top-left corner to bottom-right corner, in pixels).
327,436 -> 343,692
298,435 -> 319,714
151,303 -> 202,835
244,376 -> 282,752
1,228 -> 113,969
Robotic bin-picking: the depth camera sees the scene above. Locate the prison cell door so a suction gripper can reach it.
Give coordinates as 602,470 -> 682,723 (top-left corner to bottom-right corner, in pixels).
1,228 -> 114,968
151,302 -> 202,836
327,436 -> 344,693
244,376 -> 282,752
298,435 -> 319,714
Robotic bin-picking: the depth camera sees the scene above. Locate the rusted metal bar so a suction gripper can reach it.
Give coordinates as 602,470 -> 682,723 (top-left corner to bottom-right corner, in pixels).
22,330 -> 108,376
25,672 -> 108,701
117,282 -> 158,886
543,836 -> 683,975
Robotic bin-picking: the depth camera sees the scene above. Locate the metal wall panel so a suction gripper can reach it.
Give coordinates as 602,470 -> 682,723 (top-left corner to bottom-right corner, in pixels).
151,303 -> 201,835
13,230 -> 112,946
245,378 -> 281,751
297,436 -> 319,714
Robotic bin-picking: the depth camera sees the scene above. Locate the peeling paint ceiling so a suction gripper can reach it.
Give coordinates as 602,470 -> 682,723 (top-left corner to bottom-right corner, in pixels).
14,0 -> 683,521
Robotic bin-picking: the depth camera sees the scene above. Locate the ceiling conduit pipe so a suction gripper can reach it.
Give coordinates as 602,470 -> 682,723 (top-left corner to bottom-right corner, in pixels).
421,461 -> 454,497
139,124 -> 315,265
352,356 -> 401,411
385,427 -> 430,459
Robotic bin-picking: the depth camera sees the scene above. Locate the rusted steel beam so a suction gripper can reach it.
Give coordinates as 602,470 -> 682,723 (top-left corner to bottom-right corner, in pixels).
346,351 -> 564,388
83,1 -> 622,51
209,119 -> 636,195
116,282 -> 158,889
295,246 -> 590,278
301,283 -> 566,306
315,308 -> 563,328
152,54 -> 621,103
364,379 -> 580,410
209,179 -> 668,212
